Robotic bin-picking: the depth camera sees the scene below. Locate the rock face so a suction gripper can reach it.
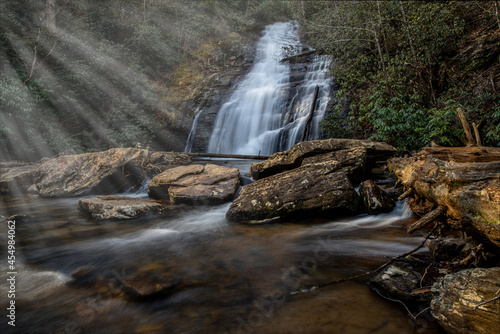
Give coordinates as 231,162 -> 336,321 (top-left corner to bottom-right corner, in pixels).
19,148 -> 191,197
359,180 -> 395,214
388,146 -> 500,247
431,267 -> 500,334
78,195 -> 168,220
226,161 -> 361,222
250,138 -> 397,181
148,164 -> 241,205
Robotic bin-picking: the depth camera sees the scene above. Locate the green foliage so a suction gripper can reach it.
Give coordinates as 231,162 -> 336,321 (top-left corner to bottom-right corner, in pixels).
295,1 -> 500,151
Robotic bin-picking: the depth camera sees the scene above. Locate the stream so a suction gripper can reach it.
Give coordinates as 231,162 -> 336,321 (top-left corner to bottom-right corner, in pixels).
0,159 -> 444,334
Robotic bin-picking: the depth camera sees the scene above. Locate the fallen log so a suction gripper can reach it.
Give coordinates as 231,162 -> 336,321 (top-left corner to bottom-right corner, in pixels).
186,153 -> 269,160
388,146 -> 500,247
407,206 -> 446,234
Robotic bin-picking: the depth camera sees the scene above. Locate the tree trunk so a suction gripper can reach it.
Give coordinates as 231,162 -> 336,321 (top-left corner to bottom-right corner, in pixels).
457,108 -> 475,146
399,0 -> 416,64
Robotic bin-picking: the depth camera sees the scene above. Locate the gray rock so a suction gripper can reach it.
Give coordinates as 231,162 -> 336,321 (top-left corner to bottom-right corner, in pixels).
227,161 -> 361,222
250,138 -> 396,180
78,195 -> 168,220
368,262 -> 432,303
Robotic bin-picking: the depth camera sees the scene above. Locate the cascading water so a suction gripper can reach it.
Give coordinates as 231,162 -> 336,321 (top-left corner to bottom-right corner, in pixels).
206,21 -> 333,155
184,109 -> 203,153
278,55 -> 332,151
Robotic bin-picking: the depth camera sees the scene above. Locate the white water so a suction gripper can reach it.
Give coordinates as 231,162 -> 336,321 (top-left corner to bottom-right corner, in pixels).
184,109 -> 203,153
207,22 -> 333,155
279,55 -> 332,151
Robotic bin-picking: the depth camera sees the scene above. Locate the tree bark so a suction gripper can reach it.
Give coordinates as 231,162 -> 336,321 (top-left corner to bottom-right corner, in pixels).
407,206 -> 446,234
457,108 -> 475,146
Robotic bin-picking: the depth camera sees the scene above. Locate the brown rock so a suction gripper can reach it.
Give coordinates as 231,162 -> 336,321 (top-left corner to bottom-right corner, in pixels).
78,195 -> 167,220
0,162 -> 40,194
32,148 -> 191,197
359,180 -> 395,214
227,161 -> 361,222
431,267 -> 500,334
148,164 -> 240,205
250,138 -> 396,180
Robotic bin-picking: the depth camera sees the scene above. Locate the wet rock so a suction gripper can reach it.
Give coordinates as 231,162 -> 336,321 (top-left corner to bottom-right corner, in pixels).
148,164 -> 240,205
227,161 -> 361,222
112,264 -> 182,300
0,162 -> 40,194
32,148 -> 191,197
359,180 -> 395,214
70,265 -> 99,286
368,262 -> 433,303
428,238 -> 468,261
431,267 -> 500,334
250,138 -> 396,180
300,147 -> 367,185
78,195 -> 168,220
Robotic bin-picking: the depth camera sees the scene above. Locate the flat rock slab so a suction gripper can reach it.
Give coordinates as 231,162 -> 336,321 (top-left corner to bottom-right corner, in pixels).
227,161 -> 361,222
431,267 -> 500,334
78,195 -> 168,220
148,164 -> 241,205
250,138 -> 396,180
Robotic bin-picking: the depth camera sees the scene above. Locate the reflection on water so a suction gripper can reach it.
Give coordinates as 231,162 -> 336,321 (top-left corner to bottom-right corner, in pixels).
0,160 -> 443,334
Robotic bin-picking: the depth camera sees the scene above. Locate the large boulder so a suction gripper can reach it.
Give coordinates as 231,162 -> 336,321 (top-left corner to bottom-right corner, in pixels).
78,195 -> 169,220
431,267 -> 500,334
226,161 -> 361,222
388,146 -> 500,247
148,164 -> 241,205
359,180 -> 395,214
32,148 -> 191,197
0,162 -> 41,194
250,138 -> 396,180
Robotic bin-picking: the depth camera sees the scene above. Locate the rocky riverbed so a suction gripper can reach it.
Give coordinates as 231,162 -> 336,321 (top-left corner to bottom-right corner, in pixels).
1,140 -> 499,333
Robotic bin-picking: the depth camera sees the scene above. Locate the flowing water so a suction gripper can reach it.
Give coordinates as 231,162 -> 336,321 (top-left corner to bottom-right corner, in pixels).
1,21 -> 444,334
207,22 -> 333,155
0,159 -> 443,334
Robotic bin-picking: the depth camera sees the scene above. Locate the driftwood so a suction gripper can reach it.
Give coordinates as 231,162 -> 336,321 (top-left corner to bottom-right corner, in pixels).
457,108 -> 475,146
388,146 -> 500,247
407,206 -> 446,234
187,153 -> 269,160
398,188 -> 413,201
472,122 -> 482,146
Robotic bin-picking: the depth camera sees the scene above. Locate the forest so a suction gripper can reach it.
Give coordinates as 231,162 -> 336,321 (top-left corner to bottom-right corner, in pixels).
1,0 -> 499,161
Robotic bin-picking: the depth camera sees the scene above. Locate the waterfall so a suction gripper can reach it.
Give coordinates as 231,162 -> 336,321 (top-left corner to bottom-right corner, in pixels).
184,109 -> 203,153
206,21 -> 333,155
279,55 -> 332,151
